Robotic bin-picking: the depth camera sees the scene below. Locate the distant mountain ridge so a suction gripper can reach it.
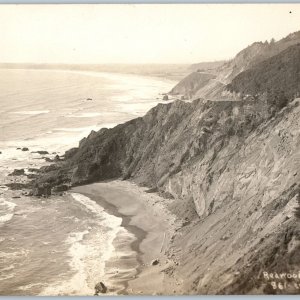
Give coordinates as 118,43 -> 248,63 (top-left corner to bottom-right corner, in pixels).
188,60 -> 226,72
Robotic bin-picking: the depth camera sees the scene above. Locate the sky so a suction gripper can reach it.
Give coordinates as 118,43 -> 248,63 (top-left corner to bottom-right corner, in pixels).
0,4 -> 300,64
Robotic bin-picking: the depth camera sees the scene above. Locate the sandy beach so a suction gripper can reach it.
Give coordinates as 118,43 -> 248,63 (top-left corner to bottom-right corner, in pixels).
72,180 -> 183,295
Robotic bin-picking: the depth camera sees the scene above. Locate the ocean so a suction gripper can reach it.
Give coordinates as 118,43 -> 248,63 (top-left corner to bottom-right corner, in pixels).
0,68 -> 175,295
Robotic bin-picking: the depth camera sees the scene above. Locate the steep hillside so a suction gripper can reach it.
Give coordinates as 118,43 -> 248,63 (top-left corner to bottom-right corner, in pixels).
218,30 -> 300,83
226,43 -> 300,102
219,41 -> 271,81
170,30 -> 300,100
169,72 -> 215,99
167,98 -> 300,294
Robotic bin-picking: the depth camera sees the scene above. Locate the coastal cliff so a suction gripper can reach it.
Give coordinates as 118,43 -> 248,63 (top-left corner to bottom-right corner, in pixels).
36,97 -> 272,193
32,34 -> 300,294
168,97 -> 300,294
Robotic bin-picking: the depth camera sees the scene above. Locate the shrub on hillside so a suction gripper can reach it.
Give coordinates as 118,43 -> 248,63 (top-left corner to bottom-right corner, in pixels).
226,44 -> 300,111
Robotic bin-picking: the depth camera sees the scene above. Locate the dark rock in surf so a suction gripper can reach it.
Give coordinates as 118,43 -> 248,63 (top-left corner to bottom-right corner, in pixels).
94,282 -> 107,295
151,259 -> 160,266
6,182 -> 30,190
145,187 -> 158,193
28,168 -> 40,173
26,173 -> 37,179
9,169 -> 25,176
43,157 -> 53,162
40,164 -> 60,172
33,184 -> 51,197
52,184 -> 69,193
163,94 -> 169,100
54,155 -> 61,162
21,147 -> 29,151
32,150 -> 49,155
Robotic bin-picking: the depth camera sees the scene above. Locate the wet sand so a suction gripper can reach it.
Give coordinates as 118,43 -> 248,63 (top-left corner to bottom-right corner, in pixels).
72,180 -> 183,295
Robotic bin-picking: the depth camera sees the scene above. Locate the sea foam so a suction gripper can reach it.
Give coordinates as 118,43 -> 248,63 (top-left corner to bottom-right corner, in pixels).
11,110 -> 50,115
0,198 -> 17,224
39,193 -> 123,296
66,113 -> 102,118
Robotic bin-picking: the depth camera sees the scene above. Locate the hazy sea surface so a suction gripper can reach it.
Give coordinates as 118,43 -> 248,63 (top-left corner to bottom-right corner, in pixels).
0,68 -> 175,295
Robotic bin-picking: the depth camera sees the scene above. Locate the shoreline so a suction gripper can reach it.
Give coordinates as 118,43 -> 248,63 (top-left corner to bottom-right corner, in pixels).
72,185 -> 147,294
72,180 -> 183,295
